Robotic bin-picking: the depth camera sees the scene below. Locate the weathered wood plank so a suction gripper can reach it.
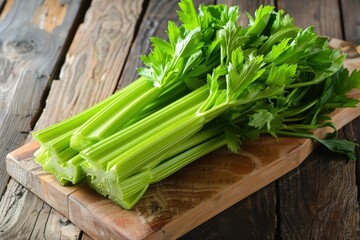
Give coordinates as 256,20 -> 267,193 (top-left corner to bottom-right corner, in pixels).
119,0 -> 214,89
341,0 -> 360,44
0,1 -> 84,239
29,203 -> 81,240
44,208 -> 81,240
34,0 -> 145,129
2,1 -> 358,240
278,136 -> 360,239
28,203 -> 52,240
180,184 -> 277,240
0,179 -> 45,239
0,0 -> 83,195
276,1 -> 360,238
28,203 -> 79,240
277,0 -> 343,39
0,0 -> 145,239
338,12 -> 360,211
349,117 -> 360,208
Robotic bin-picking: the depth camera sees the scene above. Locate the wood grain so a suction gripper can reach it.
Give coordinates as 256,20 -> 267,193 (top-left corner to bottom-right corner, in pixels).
277,0 -> 343,39
45,208 -> 81,240
31,0 -> 144,237
6,90 -> 360,239
0,1 -> 83,239
34,0 -> 144,129
0,0 -> 5,14
28,203 -> 81,240
28,203 -> 52,240
0,0 -> 82,196
81,233 -> 94,240
180,184 -> 277,240
350,117 -> 360,208
278,139 -> 360,239
0,179 -> 46,239
341,0 -> 360,44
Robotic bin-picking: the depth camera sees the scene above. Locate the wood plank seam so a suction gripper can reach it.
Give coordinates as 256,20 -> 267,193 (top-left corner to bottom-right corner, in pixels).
114,0 -> 151,90
51,0 -> 93,81
0,0 -> 6,15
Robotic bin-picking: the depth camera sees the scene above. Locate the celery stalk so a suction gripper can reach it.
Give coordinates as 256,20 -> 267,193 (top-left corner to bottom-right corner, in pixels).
109,134 -> 226,209
80,85 -> 208,165
33,77 -> 147,144
70,79 -> 161,150
70,27 -> 207,151
37,82 -> 196,185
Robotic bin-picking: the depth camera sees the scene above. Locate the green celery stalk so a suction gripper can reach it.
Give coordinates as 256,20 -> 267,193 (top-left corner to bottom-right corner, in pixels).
80,85 -> 209,166
150,136 -> 226,183
87,53 -> 278,205
70,27 -> 207,151
70,79 -> 161,150
111,129 -> 225,209
81,103 -> 203,193
79,86 -> 211,195
37,82 -> 194,185
33,77 -> 147,144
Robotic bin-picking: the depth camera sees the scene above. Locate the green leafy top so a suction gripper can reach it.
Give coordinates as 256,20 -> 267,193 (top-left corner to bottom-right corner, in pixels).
246,5 -> 275,36
178,0 -> 199,30
140,0 -> 360,158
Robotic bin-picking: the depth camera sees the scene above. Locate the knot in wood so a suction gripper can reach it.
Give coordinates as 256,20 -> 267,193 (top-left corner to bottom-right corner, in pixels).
1,26 -> 52,60
8,40 -> 35,54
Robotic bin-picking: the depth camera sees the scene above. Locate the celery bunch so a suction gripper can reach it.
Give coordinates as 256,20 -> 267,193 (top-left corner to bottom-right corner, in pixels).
34,0 -> 360,209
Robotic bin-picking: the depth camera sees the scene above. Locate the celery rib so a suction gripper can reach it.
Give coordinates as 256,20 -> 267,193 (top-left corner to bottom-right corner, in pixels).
33,77 -> 146,143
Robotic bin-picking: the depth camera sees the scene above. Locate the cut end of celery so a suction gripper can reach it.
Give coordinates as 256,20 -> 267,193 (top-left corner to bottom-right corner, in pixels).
63,155 -> 86,184
40,160 -> 71,186
82,161 -> 111,196
34,148 -> 50,166
56,175 -> 71,186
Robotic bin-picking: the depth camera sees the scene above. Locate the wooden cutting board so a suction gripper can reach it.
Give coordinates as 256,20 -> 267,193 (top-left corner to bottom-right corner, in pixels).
5,39 -> 360,240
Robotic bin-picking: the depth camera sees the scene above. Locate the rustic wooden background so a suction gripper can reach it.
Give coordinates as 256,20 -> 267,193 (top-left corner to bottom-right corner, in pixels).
0,0 -> 359,239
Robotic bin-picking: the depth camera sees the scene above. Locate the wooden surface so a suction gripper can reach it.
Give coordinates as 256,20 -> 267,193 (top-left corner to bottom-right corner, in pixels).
1,0 -> 360,239
0,0 -> 83,195
0,0 -> 85,239
27,0 -> 144,217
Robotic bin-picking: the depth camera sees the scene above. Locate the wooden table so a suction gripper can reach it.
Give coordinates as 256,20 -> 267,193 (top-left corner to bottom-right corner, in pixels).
0,0 -> 359,239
